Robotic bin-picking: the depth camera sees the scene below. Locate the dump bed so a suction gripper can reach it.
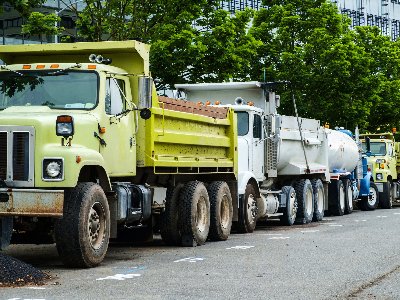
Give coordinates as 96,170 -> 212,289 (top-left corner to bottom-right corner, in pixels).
137,97 -> 238,176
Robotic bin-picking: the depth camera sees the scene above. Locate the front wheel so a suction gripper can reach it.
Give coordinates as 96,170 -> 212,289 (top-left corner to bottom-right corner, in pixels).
380,181 -> 393,209
358,182 -> 379,211
237,184 -> 258,233
279,186 -> 297,226
55,183 -> 110,268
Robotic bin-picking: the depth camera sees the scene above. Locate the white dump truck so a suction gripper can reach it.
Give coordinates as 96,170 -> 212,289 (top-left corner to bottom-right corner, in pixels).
175,82 -> 360,230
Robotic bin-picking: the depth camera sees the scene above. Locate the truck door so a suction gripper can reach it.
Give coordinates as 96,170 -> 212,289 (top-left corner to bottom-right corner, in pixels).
252,113 -> 264,180
100,76 -> 136,175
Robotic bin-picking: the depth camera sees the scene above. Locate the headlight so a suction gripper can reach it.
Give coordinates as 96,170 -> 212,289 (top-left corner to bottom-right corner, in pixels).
376,173 -> 383,180
42,158 -> 64,181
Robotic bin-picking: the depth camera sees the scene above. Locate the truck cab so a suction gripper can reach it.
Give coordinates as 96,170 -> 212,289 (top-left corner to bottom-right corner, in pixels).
360,133 -> 399,208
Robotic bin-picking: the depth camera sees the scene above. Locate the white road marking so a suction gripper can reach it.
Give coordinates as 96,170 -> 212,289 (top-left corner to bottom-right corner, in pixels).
268,237 -> 290,240
393,213 -> 400,215
323,218 -> 334,221
226,245 -> 255,250
96,274 -> 141,281
27,287 -> 46,290
174,257 -> 204,263
329,224 -> 343,227
300,230 -> 320,233
355,220 -> 367,222
377,216 -> 388,218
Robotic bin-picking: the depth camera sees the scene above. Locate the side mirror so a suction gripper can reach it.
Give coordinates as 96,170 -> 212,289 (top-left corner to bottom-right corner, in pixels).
138,76 -> 153,109
366,137 -> 371,156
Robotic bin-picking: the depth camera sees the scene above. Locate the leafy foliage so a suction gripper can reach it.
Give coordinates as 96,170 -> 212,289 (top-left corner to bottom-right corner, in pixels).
0,0 -> 45,16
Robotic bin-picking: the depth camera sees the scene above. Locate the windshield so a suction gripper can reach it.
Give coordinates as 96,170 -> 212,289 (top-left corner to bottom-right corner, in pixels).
361,141 -> 386,156
0,70 -> 98,110
236,111 -> 249,136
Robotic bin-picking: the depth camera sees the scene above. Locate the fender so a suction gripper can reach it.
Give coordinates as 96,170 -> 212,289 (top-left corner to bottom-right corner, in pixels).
238,171 -> 258,195
359,171 -> 372,197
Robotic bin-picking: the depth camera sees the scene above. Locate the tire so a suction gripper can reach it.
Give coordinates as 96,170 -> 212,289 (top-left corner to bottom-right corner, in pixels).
295,179 -> 314,224
380,181 -> 393,209
311,179 -> 325,221
55,183 -> 110,268
237,184 -> 258,233
207,181 -> 233,241
160,183 -> 184,246
279,186 -> 297,226
179,181 -> 210,246
343,179 -> 354,215
328,179 -> 345,216
358,182 -> 379,211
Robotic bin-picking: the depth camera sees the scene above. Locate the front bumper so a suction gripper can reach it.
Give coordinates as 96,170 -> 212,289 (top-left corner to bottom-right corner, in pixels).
0,188 -> 64,217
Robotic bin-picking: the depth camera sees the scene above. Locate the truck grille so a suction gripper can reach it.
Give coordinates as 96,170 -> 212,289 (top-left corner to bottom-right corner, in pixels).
0,126 -> 34,187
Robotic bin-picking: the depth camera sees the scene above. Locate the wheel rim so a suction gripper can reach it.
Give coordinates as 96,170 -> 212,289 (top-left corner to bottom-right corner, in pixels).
220,194 -> 230,229
339,185 -> 345,210
288,189 -> 298,219
347,185 -> 353,210
317,186 -> 324,213
88,201 -> 106,250
305,188 -> 313,215
196,196 -> 208,233
246,194 -> 257,225
369,187 -> 377,206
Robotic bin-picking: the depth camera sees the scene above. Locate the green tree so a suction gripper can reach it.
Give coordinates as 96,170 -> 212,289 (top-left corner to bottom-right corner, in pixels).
0,0 -> 45,16
22,12 -> 63,43
250,0 -> 400,131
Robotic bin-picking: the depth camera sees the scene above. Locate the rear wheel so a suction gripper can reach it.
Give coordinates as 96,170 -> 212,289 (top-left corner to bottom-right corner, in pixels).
311,179 -> 325,221
343,179 -> 354,215
358,182 -> 379,211
380,181 -> 393,209
295,179 -> 314,224
328,179 -> 345,216
55,183 -> 110,268
160,183 -> 184,246
237,184 -> 258,233
279,186 -> 297,226
207,181 -> 233,241
179,181 -> 210,246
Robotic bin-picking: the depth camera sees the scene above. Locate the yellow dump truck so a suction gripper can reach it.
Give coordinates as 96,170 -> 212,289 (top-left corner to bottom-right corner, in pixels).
0,41 -> 237,267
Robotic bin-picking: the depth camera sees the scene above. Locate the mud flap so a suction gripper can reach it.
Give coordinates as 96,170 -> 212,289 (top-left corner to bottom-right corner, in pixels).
0,217 -> 13,250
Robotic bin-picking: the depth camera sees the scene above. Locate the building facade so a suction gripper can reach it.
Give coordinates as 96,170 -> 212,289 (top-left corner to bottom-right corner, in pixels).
219,0 -> 400,40
1,0 -> 84,45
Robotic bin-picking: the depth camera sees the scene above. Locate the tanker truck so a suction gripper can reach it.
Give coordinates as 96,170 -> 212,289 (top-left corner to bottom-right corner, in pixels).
326,128 -> 377,214
0,41 -> 240,267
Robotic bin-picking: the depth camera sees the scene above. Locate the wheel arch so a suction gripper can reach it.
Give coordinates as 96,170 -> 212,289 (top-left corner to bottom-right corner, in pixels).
238,171 -> 259,197
78,165 -> 111,192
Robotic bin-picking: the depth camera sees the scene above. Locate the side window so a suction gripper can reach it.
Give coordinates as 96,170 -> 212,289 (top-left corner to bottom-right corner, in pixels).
388,143 -> 393,156
253,114 -> 262,139
105,78 -> 125,115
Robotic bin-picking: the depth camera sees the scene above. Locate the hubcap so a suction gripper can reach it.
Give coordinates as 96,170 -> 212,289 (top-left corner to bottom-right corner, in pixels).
317,187 -> 324,213
347,186 -> 353,210
305,188 -> 313,214
339,186 -> 345,210
247,194 -> 257,224
369,187 -> 377,206
220,194 -> 230,229
288,190 -> 298,219
196,196 -> 207,232
88,202 -> 106,250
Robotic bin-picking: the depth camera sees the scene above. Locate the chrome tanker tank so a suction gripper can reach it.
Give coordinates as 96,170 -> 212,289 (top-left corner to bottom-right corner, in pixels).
325,129 -> 359,172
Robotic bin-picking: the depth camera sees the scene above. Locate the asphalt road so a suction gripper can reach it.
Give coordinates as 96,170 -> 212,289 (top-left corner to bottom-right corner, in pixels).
2,206 -> 400,300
